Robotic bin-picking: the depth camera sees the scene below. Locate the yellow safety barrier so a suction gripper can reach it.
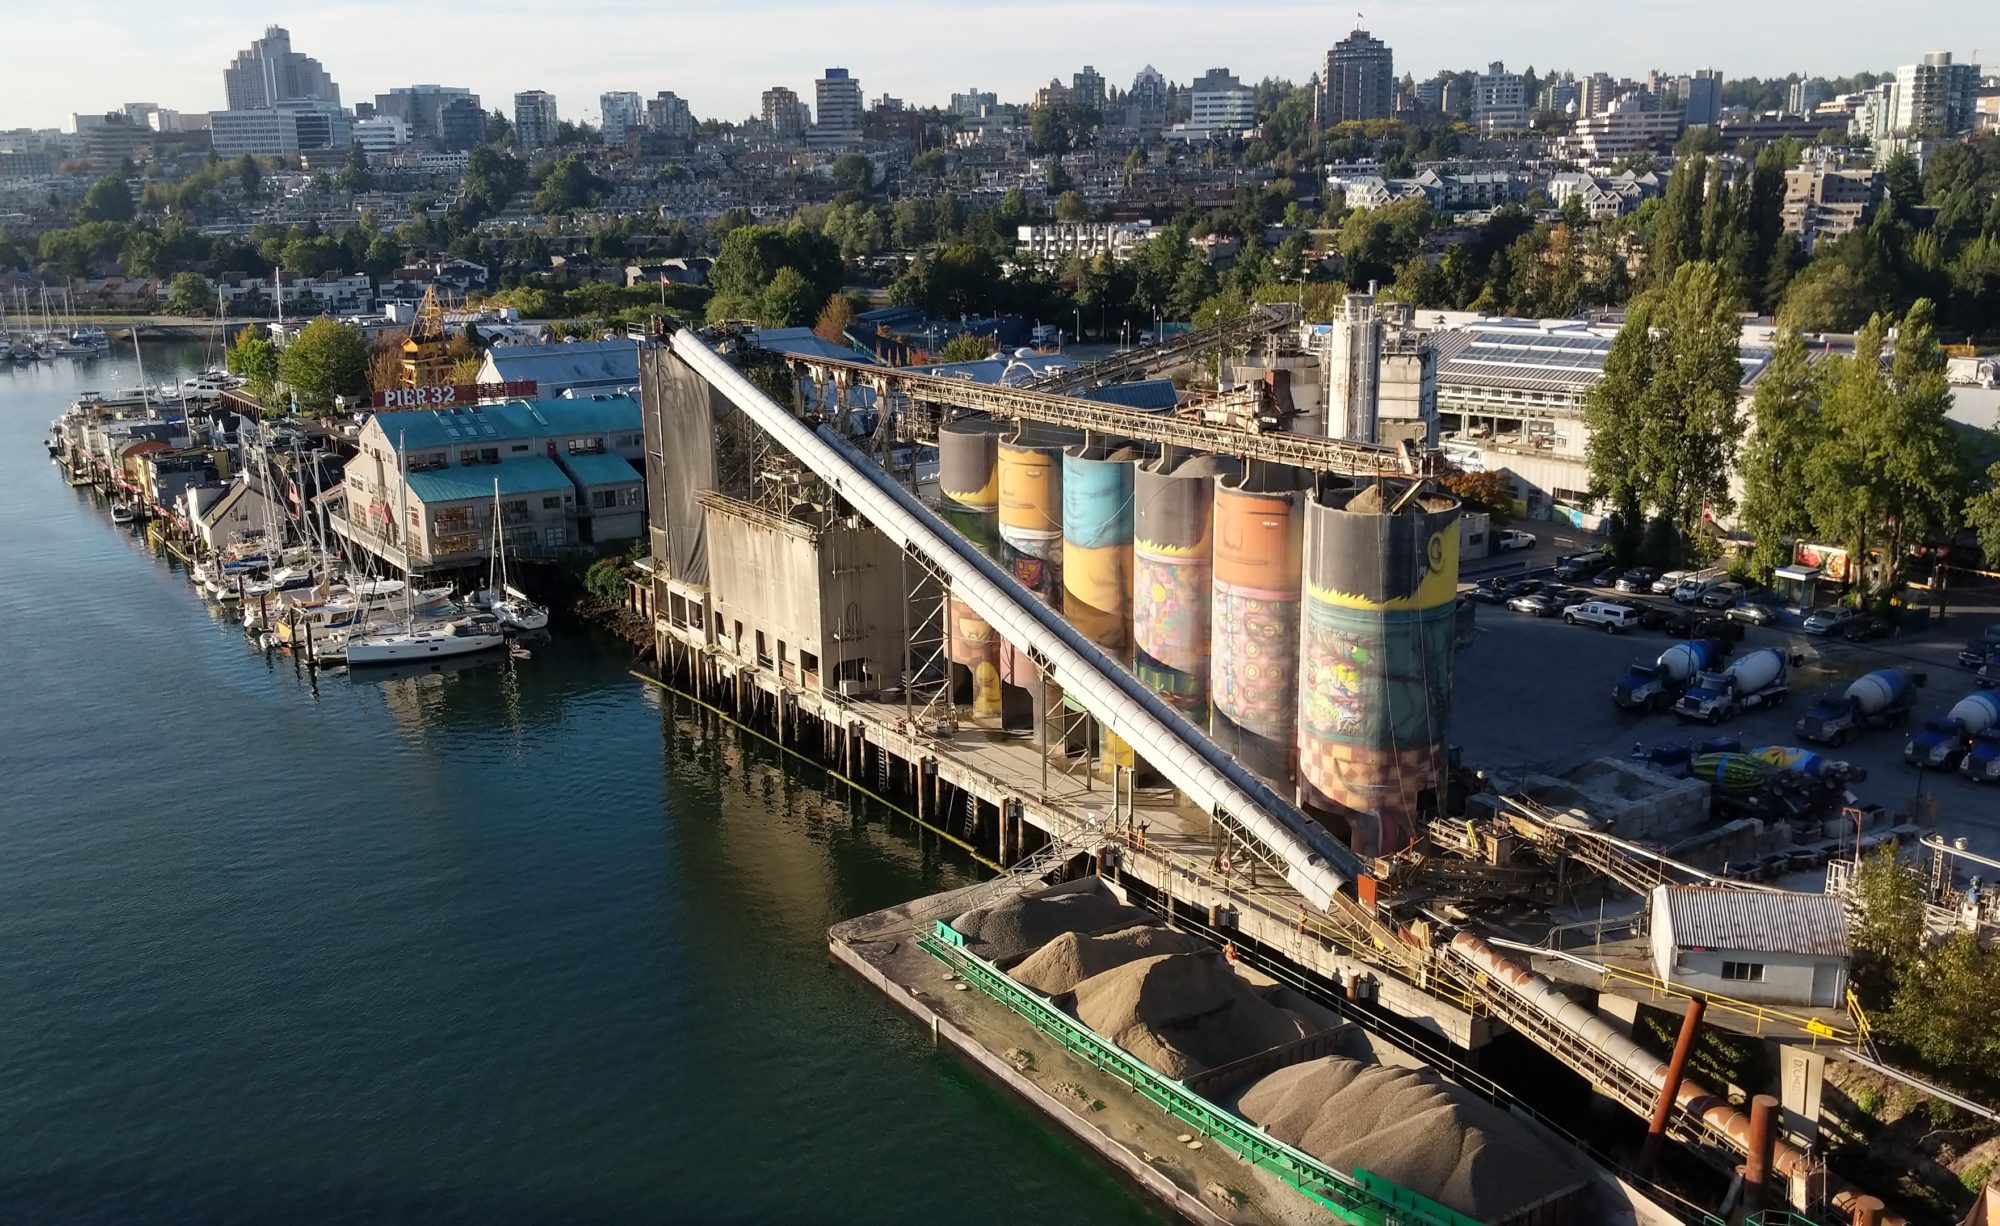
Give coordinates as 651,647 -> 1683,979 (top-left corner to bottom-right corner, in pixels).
1597,964 -> 1857,1046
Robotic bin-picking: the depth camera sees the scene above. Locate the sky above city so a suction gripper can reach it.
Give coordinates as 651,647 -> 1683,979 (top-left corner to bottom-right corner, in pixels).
6,0 -> 1998,131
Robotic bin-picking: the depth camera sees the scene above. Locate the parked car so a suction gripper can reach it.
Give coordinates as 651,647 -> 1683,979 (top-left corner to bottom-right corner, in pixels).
1507,578 -> 1545,596
1591,566 -> 1622,587
1651,569 -> 1692,595
1841,616 -> 1894,642
1508,592 -> 1562,616
1496,529 -> 1537,552
1553,555 -> 1598,580
1726,602 -> 1777,626
1466,584 -> 1509,604
1961,643 -> 1998,669
1802,607 -> 1859,636
1564,600 -> 1642,633
1702,582 -> 1748,609
1615,567 -> 1660,594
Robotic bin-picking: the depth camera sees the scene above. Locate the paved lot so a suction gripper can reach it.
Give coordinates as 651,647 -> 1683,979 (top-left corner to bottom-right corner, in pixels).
1450,570 -> 2000,860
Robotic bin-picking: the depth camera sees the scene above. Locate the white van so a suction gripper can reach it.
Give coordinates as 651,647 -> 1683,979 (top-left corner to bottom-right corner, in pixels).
1564,600 -> 1641,633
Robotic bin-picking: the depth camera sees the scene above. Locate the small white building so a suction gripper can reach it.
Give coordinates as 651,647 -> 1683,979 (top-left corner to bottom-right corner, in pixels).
1649,885 -> 1851,1008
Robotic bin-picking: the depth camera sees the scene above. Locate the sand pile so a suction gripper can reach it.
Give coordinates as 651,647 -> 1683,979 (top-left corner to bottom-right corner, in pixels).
1071,953 -> 1315,1079
1009,924 -> 1211,996
951,889 -> 1149,966
1236,1057 -> 1583,1222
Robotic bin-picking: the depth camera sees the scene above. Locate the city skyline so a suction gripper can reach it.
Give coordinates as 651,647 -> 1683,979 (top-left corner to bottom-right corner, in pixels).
9,0 -> 1998,132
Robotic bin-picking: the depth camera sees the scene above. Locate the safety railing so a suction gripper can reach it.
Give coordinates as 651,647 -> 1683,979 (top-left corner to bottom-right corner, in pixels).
918,920 -> 1483,1226
1844,987 -> 1878,1060
1594,964 -> 1858,1047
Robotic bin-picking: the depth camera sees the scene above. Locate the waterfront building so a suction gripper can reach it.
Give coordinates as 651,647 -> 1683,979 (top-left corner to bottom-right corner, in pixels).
1472,62 -> 1530,135
334,397 -> 646,570
1317,29 -> 1394,127
513,90 -> 559,150
474,338 -> 641,399
223,25 -> 340,111
762,86 -> 807,141
600,90 -> 643,146
811,69 -> 863,149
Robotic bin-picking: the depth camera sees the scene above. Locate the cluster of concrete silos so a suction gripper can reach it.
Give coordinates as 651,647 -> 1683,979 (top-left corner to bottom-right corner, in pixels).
936,418 -> 1459,858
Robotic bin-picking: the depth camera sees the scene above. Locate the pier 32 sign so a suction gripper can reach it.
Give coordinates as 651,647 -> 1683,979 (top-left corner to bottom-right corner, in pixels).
372,380 -> 538,410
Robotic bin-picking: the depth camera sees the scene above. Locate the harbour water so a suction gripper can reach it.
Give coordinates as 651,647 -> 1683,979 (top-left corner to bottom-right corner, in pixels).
0,347 -> 1156,1224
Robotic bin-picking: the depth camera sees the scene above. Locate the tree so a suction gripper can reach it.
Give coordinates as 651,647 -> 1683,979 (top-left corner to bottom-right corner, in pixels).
226,325 -> 279,402
1806,301 -> 1971,596
236,154 -> 262,200
761,266 -> 819,327
1583,261 -> 1748,557
1778,260 -> 1875,332
277,317 -> 369,413
1054,190 -> 1090,222
706,224 -> 843,321
462,147 -> 524,216
336,142 -> 372,193
829,153 -> 871,192
937,332 -> 992,362
1441,470 -> 1516,524
164,272 -> 213,317
1884,932 -> 2000,1084
531,152 -> 600,214
77,175 -> 134,224
814,292 -> 856,343
1847,846 -> 1929,999
1737,329 -> 1823,572
1967,463 -> 2000,568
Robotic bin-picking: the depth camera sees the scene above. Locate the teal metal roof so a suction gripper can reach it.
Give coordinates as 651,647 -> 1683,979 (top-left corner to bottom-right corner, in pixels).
561,451 -> 643,488
376,395 -> 637,451
405,456 -> 572,504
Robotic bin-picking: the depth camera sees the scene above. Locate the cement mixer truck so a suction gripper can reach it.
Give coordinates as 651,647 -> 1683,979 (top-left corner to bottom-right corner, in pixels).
1906,691 -> 2000,771
1673,647 -> 1796,725
1796,668 -> 1922,746
1613,639 -> 1731,712
1959,725 -> 2000,784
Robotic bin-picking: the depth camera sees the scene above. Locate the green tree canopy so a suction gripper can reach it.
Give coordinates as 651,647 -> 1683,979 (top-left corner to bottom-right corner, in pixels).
937,332 -> 994,363
704,223 -> 843,324
77,174 -> 135,224
1054,190 -> 1091,222
277,318 -> 369,413
226,325 -> 279,402
336,142 -> 372,193
1583,261 -> 1748,556
164,272 -> 213,317
1737,328 -> 1823,571
531,152 -> 601,214
829,153 -> 872,192
760,266 -> 820,327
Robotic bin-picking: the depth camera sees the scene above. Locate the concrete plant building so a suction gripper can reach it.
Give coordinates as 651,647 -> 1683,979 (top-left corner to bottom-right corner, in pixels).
1650,886 -> 1851,1009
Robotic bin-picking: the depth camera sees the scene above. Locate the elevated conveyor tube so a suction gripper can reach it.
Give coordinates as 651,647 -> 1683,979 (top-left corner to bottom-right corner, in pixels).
670,331 -> 1363,907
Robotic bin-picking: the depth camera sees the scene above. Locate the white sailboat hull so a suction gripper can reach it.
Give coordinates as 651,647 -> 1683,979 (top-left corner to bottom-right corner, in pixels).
345,625 -> 506,666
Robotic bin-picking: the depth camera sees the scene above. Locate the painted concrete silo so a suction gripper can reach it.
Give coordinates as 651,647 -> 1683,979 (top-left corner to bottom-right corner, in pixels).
938,418 -> 1010,557
1134,452 -> 1232,723
1210,463 -> 1310,784
997,428 -> 1071,603
947,597 -> 1003,726
1061,445 -> 1137,655
1297,477 -> 1461,857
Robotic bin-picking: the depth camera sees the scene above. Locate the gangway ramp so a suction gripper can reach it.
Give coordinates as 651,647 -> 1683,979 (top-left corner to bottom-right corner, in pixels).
669,329 -> 1364,909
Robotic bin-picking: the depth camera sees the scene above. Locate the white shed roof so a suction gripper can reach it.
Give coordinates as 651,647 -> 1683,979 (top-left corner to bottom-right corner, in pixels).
1654,885 -> 1850,959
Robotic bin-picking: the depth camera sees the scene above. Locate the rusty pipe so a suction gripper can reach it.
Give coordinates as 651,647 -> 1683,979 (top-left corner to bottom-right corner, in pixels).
1640,996 -> 1707,1172
1741,1094 -> 1778,1216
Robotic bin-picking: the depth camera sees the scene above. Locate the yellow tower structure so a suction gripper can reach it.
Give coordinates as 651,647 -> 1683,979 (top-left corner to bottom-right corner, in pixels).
399,285 -> 452,389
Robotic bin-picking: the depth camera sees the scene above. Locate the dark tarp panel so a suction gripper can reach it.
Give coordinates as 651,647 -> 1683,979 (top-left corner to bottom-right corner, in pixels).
641,347 -> 720,586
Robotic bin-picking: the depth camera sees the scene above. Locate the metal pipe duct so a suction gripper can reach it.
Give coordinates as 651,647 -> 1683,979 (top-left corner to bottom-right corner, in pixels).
671,331 -> 1362,906
1447,933 -> 1808,1181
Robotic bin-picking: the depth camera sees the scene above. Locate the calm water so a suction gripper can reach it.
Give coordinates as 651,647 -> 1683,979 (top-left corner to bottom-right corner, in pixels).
0,347 -> 1156,1224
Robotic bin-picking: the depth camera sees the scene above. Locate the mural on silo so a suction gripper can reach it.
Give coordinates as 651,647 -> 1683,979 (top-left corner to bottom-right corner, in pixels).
1061,450 -> 1135,654
1133,459 -> 1216,720
938,419 -> 1007,556
1297,480 -> 1460,858
998,437 -> 1064,601
1210,469 -> 1307,783
946,597 -> 1003,725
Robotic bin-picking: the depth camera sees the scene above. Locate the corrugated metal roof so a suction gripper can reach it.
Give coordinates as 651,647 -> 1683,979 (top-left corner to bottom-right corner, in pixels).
1083,379 -> 1180,411
1657,885 -> 1850,958
405,456 -> 571,504
376,396 -> 638,451
483,338 -> 640,393
561,451 -> 642,488
1434,324 -> 1772,396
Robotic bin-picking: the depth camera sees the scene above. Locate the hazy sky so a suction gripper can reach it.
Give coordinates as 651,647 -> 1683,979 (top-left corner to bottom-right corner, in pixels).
6,0 -> 1997,131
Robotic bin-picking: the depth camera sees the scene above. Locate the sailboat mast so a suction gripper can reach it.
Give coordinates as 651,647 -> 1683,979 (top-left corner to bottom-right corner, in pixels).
396,430 -> 412,623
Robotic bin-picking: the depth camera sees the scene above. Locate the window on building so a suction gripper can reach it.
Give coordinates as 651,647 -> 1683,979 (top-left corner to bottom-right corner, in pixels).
567,437 -> 605,456
755,629 -> 771,666
545,526 -> 565,548
591,489 -> 618,510
511,444 -> 530,454
1720,961 -> 1766,983
619,486 -> 641,508
543,496 -> 561,509
800,650 -> 819,678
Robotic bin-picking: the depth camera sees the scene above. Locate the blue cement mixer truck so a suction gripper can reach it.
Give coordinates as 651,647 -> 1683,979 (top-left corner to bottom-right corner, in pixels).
1796,668 -> 1921,746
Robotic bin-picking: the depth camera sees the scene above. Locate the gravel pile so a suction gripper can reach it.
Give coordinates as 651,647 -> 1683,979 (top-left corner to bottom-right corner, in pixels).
1009,923 -> 1211,996
1236,1057 -> 1583,1223
951,888 -> 1149,966
1071,952 -> 1315,1079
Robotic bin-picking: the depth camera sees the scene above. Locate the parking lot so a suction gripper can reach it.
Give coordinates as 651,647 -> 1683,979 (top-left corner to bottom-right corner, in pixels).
1450,561 -> 2000,860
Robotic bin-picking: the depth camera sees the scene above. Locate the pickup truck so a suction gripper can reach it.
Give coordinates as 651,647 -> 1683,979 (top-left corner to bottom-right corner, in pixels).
1495,529 -> 1537,552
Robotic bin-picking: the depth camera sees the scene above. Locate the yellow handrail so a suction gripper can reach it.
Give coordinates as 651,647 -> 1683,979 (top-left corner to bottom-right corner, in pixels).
1597,964 -> 1858,1045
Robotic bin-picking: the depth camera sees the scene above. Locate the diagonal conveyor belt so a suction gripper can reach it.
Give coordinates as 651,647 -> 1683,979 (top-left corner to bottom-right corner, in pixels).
671,330 -> 1363,909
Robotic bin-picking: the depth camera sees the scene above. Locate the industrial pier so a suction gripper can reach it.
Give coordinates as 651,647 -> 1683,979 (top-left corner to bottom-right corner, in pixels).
636,317 -> 1900,1226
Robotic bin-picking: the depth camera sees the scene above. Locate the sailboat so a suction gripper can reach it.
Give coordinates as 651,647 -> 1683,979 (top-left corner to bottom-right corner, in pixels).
473,477 -> 549,633
345,433 -> 505,666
